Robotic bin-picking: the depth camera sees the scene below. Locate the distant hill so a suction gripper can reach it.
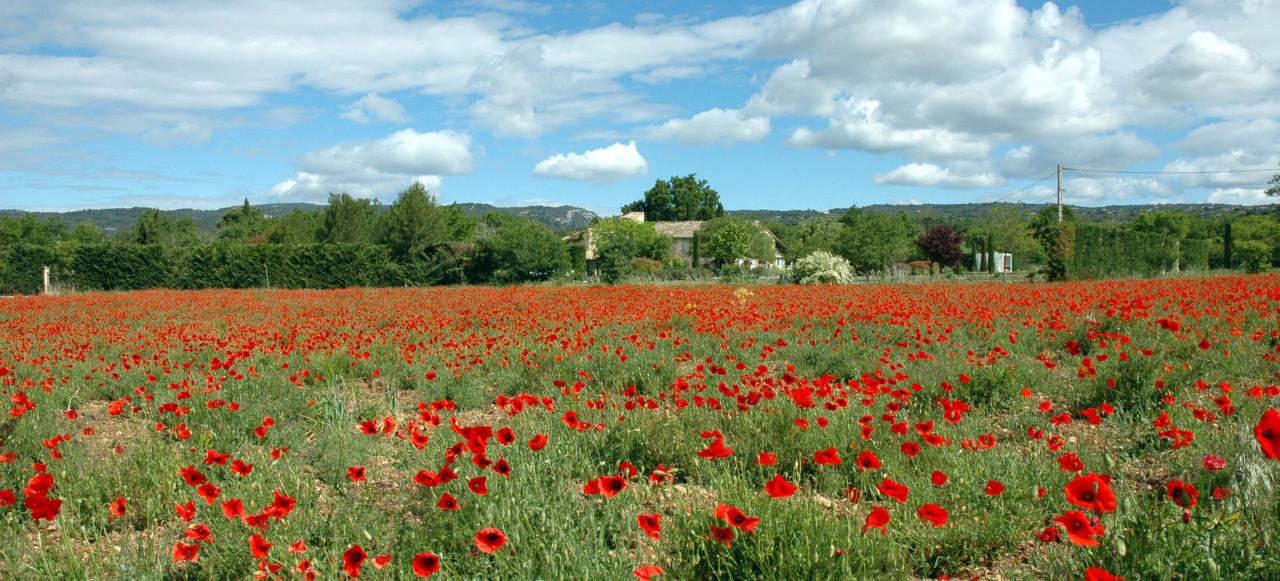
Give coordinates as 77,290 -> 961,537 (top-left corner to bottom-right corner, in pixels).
4,201 -> 1274,236
1,202 -> 599,235
729,202 -> 1277,225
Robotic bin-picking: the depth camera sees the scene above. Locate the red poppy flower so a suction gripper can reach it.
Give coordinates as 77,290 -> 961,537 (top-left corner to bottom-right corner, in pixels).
528,434 -> 549,451
221,498 -> 245,520
708,524 -> 735,547
916,503 -> 948,527
813,447 -> 842,466
175,500 -> 196,523
343,544 -> 367,578
1057,452 -> 1085,472
931,470 -> 948,487
412,552 -> 441,577
289,540 -> 307,554
638,513 -> 662,540
900,442 -> 921,458
172,542 -> 200,563
698,436 -> 734,459
855,450 -> 881,470
715,504 -> 760,533
109,497 -> 127,519
496,427 -> 515,445
984,480 -> 1005,496
184,523 -> 214,543
1053,510 -> 1103,547
475,527 -> 508,554
598,475 -> 627,499
862,506 -> 890,535
373,553 -> 392,570
493,458 -> 511,477
1064,473 -> 1117,514
249,534 -> 272,560
1202,455 -> 1226,471
196,483 -> 221,505
178,466 -> 207,487
1255,409 -> 1280,459
633,565 -> 664,580
0,490 -> 14,506
347,466 -> 366,482
765,474 -> 798,499
231,460 -> 253,477
877,478 -> 909,503
1166,480 -> 1199,508
1084,566 -> 1125,581
438,493 -> 460,511
468,476 -> 489,496
756,451 -> 778,466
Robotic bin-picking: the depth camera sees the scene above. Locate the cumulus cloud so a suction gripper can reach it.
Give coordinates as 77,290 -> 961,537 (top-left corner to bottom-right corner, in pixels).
1141,31 -> 1278,104
788,99 -> 990,160
532,141 -> 647,182
873,163 -> 1004,189
268,129 -> 474,201
647,108 -> 770,145
341,93 -> 408,123
999,132 -> 1161,179
1206,187 -> 1277,205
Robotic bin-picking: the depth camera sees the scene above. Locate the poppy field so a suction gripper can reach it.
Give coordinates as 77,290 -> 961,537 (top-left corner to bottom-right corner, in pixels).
3,277 -> 1280,580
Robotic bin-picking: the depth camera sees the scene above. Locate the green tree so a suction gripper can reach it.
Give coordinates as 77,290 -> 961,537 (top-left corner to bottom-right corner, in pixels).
379,183 -> 440,261
776,219 -> 842,262
1030,206 -> 1076,281
216,199 -> 267,242
473,214 -> 570,283
264,210 -> 321,244
129,209 -> 203,247
836,208 -> 916,274
1266,167 -> 1280,197
1235,240 -> 1271,273
622,174 -> 724,221
592,218 -> 671,283
0,215 -> 66,248
320,193 -> 378,244
697,216 -> 774,265
1223,220 -> 1234,269
69,221 -> 106,245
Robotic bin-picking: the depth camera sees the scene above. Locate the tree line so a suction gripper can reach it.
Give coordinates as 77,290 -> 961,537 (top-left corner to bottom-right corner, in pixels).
2,173 -> 1278,293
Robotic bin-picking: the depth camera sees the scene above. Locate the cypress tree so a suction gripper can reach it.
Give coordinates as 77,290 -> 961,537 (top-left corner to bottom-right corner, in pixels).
1223,221 -> 1233,269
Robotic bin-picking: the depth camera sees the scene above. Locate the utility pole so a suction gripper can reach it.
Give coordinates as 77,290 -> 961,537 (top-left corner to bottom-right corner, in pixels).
1056,163 -> 1063,224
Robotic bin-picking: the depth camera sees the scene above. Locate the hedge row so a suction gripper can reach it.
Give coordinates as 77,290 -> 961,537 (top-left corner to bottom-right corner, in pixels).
1,243 -> 409,293
1068,225 -> 1211,279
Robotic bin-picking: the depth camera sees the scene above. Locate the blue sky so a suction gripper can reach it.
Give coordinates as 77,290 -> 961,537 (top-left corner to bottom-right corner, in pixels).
1,0 -> 1278,214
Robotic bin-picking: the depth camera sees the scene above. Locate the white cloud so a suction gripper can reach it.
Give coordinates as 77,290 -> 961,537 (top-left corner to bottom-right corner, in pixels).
1206,187 -> 1277,205
647,108 -> 770,145
268,129 -> 474,201
873,163 -> 1004,189
1141,31 -> 1278,104
143,120 -> 213,146
999,132 -> 1161,179
532,141 -> 647,182
341,93 -> 408,124
1062,176 -> 1173,203
788,99 -> 990,160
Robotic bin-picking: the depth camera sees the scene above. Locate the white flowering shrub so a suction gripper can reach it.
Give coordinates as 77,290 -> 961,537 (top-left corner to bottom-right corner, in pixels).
788,251 -> 854,284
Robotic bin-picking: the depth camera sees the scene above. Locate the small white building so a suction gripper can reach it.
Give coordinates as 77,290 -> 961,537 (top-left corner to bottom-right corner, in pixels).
974,252 -> 1013,273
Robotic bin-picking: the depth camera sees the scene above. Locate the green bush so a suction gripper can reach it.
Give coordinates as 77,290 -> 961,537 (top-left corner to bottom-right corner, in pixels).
0,244 -> 60,294
1235,240 -> 1272,273
787,251 -> 854,284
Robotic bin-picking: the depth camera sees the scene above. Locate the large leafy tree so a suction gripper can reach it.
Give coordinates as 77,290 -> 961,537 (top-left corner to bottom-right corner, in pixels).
216,199 -> 266,242
129,209 -> 203,247
264,210 -> 321,244
319,193 -> 378,244
622,174 -> 725,221
592,218 -> 671,282
915,224 -> 966,273
473,213 -> 570,283
379,183 -> 440,260
697,216 -> 774,265
836,208 -> 917,274
776,219 -> 842,262
1030,206 -> 1076,281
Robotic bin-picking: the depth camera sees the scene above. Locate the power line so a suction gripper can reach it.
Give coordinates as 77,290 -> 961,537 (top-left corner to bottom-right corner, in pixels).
986,170 -> 1058,204
1063,166 -> 1276,175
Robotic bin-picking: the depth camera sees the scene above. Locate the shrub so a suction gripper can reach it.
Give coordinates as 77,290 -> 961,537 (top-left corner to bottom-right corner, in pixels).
787,251 -> 854,284
1235,240 -> 1272,273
